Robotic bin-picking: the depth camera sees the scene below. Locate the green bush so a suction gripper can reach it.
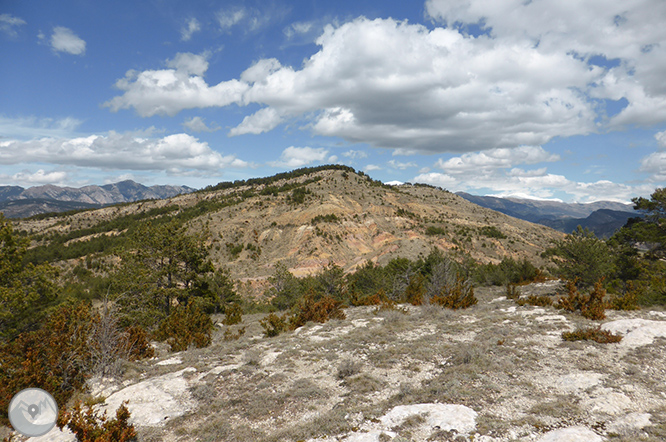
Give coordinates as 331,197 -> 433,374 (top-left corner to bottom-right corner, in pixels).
223,303 -> 243,325
479,226 -> 507,239
260,312 -> 290,337
154,302 -> 213,352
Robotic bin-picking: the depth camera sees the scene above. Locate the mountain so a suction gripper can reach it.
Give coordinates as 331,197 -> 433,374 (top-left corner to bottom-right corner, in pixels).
0,180 -> 195,218
456,192 -> 636,236
15,166 -> 564,281
539,209 -> 638,238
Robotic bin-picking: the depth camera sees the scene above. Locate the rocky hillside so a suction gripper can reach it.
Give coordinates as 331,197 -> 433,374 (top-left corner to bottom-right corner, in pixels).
24,281 -> 666,442
15,167 -> 564,282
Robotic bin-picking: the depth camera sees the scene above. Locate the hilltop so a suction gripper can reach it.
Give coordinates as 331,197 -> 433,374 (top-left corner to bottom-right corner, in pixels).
14,166 -> 563,284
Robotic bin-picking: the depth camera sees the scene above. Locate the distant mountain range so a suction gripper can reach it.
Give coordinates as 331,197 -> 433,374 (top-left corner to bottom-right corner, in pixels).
456,192 -> 638,237
0,180 -> 195,218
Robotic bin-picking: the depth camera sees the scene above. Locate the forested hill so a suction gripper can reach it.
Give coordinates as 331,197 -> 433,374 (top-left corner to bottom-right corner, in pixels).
15,165 -> 563,281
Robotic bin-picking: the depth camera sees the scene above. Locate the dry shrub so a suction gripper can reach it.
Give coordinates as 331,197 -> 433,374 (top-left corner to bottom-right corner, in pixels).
562,326 -> 622,344
222,303 -> 243,325
581,280 -> 607,320
556,279 -> 607,320
0,302 -> 95,426
336,359 -> 362,380
57,400 -> 137,442
431,276 -> 477,309
405,273 -> 426,305
223,326 -> 246,341
609,280 -> 641,311
122,325 -> 155,361
154,302 -> 213,352
516,295 -> 554,307
506,283 -> 520,300
259,312 -> 289,337
289,293 -> 346,329
556,279 -> 585,312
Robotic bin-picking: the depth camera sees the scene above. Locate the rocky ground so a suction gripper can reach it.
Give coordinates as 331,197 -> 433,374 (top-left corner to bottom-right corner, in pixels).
26,281 -> 666,442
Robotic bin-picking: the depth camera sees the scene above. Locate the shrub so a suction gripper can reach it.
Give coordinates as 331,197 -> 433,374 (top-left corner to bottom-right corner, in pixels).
431,276 -> 477,309
506,283 -> 520,300
562,326 -> 622,344
404,273 -> 426,306
223,303 -> 243,325
289,293 -> 346,329
336,360 -> 362,380
609,281 -> 641,311
556,279 -> 607,320
57,400 -> 137,442
581,280 -> 607,320
479,226 -> 507,239
516,295 -> 554,307
122,325 -> 155,361
425,226 -> 446,236
556,279 -> 585,312
223,326 -> 246,341
0,302 -> 96,426
260,312 -> 289,337
154,302 -> 213,352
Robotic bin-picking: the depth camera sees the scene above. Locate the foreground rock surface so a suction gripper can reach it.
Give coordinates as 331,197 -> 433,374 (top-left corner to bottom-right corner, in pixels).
25,283 -> 666,442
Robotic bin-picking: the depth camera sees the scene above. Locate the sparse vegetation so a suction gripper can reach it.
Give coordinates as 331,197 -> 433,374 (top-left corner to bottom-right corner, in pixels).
562,326 -> 623,343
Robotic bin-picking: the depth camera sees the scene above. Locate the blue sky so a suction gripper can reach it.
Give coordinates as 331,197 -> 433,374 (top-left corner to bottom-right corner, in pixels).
1,0 -> 665,202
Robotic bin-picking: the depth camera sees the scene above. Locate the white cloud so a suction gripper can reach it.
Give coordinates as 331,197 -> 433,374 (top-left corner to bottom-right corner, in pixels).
166,52 -> 209,76
413,172 -> 458,189
342,150 -> 368,159
364,164 -> 381,171
436,146 -> 560,175
217,7 -> 246,31
106,3 -> 666,155
0,132 -> 248,175
0,116 -> 83,140
655,131 -> 666,149
182,116 -> 219,133
104,52 -> 248,117
388,160 -> 417,170
50,26 -> 86,55
425,0 -> 666,129
180,18 -> 201,41
269,146 -> 328,168
7,169 -> 69,186
284,21 -> 313,39
0,13 -> 26,38
229,107 -> 282,136
640,151 -> 666,181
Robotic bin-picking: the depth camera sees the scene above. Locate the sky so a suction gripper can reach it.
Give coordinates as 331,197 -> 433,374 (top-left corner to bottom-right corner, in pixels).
1,0 -> 666,203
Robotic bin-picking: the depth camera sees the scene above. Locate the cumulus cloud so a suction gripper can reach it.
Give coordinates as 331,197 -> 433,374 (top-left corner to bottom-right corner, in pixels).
104,53 -> 248,117
0,13 -> 26,38
106,2 -> 666,155
181,18 -> 201,41
640,152 -> 666,181
0,133 -> 248,175
182,116 -> 219,132
9,169 -> 69,186
436,146 -> 560,175
229,107 -> 282,136
269,146 -> 328,168
413,172 -> 458,189
364,164 -> 381,171
50,26 -> 86,55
